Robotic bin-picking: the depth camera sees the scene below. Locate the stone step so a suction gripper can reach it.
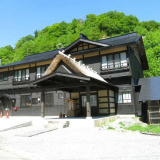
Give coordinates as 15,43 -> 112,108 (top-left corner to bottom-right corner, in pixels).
45,120 -> 70,129
0,121 -> 32,132
16,127 -> 57,137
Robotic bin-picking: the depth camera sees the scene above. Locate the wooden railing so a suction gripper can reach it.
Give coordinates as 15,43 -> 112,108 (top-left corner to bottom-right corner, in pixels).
148,101 -> 160,124
13,77 -> 30,83
101,62 -> 128,71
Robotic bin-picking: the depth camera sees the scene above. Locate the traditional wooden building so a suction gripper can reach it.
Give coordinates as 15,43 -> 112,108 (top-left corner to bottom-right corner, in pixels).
0,32 -> 148,117
138,77 -> 160,124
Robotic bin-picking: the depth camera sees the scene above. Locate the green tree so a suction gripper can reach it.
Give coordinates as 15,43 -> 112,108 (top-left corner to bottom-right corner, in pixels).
34,30 -> 40,38
141,21 -> 160,31
15,35 -> 35,49
143,29 -> 160,77
0,45 -> 14,65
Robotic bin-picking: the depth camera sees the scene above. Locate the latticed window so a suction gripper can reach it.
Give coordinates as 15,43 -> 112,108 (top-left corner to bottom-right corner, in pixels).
14,69 -> 29,81
81,95 -> 97,107
118,92 -> 131,103
36,65 -> 49,79
0,72 -> 8,81
32,98 -> 40,104
58,93 -> 64,99
21,95 -> 32,107
45,93 -> 54,107
101,52 -> 127,70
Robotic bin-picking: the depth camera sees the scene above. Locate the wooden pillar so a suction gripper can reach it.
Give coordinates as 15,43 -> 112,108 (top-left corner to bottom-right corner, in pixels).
41,88 -> 45,117
107,89 -> 110,115
86,85 -> 91,118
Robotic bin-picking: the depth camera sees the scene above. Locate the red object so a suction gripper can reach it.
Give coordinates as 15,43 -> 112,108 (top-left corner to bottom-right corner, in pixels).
14,106 -> 18,111
6,112 -> 9,118
0,112 -> 3,118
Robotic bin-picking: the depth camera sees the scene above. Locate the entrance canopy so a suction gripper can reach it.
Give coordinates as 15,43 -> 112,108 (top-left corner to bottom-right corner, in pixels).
30,51 -> 117,92
31,71 -> 116,92
30,51 -> 118,118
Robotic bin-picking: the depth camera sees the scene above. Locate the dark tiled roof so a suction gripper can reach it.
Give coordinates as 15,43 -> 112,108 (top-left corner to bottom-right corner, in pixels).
98,32 -> 140,46
64,38 -> 109,53
139,77 -> 160,101
0,32 -> 141,69
0,49 -> 61,68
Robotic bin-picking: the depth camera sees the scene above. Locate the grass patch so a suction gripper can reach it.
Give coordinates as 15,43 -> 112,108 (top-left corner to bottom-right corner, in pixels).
126,124 -> 160,134
118,122 -> 125,128
108,127 -> 115,130
99,121 -> 107,127
109,119 -> 116,123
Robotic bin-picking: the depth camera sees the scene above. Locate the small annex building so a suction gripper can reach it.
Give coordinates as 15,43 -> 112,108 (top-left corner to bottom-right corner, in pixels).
138,77 -> 160,124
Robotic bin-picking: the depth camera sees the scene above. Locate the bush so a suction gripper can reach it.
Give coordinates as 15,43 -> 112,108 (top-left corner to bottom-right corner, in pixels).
126,124 -> 160,133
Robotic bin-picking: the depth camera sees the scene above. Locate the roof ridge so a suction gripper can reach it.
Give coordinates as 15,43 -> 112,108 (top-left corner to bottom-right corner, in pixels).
57,50 -> 107,83
59,50 -> 97,73
98,32 -> 137,43
25,32 -> 137,59
24,48 -> 63,59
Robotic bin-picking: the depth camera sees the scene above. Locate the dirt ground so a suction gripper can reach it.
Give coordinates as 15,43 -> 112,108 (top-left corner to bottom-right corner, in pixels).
0,117 -> 160,160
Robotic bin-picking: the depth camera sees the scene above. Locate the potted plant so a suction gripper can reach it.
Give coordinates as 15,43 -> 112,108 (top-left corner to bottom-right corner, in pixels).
59,112 -> 62,118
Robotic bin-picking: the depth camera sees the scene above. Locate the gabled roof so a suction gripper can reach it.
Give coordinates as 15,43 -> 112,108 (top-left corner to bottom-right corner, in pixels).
0,49 -> 61,68
79,33 -> 88,40
0,32 -> 147,69
139,77 -> 160,101
98,32 -> 140,46
64,37 -> 110,53
44,51 -> 107,83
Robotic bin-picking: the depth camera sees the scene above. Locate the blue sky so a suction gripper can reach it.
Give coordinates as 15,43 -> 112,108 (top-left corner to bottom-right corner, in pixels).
0,0 -> 159,48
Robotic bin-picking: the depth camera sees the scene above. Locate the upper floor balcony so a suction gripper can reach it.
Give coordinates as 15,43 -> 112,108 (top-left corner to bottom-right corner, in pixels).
101,52 -> 129,74
101,61 -> 129,71
13,76 -> 30,85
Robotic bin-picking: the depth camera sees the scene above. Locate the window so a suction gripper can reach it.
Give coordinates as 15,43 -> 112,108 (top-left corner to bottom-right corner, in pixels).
101,52 -> 127,70
81,95 -> 97,107
45,93 -> 54,107
36,65 -> 48,79
32,98 -> 40,104
90,95 -> 97,106
21,95 -> 32,107
108,55 -> 113,69
14,69 -> 29,81
81,95 -> 86,107
58,93 -> 64,99
0,72 -> 8,81
118,92 -> 131,103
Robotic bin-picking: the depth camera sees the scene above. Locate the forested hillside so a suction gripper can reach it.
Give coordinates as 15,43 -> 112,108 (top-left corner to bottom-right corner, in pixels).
0,11 -> 160,77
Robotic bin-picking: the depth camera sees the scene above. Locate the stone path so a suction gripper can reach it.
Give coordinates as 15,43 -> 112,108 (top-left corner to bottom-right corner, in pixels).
1,127 -> 160,160
0,116 -> 160,160
0,148 -> 29,160
16,127 -> 57,137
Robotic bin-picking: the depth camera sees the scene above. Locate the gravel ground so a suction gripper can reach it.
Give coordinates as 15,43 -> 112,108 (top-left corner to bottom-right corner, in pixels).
0,123 -> 160,160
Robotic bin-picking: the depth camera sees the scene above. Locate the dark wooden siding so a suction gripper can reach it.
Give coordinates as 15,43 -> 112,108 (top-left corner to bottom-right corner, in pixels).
128,47 -> 144,79
0,46 -> 144,116
83,55 -> 101,74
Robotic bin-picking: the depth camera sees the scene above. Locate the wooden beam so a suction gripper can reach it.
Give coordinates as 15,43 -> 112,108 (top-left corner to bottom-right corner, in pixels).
39,83 -> 89,90
107,89 -> 110,115
86,85 -> 91,117
41,87 -> 45,117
